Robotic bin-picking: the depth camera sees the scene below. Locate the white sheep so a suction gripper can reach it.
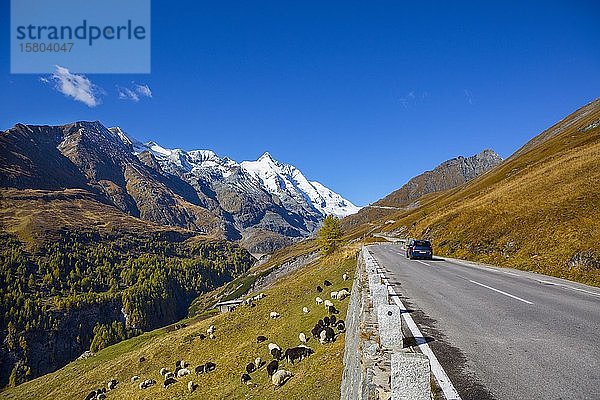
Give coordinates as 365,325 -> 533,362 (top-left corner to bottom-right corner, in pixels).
270,311 -> 280,319
337,289 -> 350,300
343,273 -> 348,280
177,368 -> 191,378
272,369 -> 293,386
209,333 -> 216,340
324,300 -> 334,308
255,357 -> 262,368
164,372 -> 175,380
159,368 -> 168,377
139,379 -> 155,389
131,376 -> 140,383
330,291 -> 338,299
188,381 -> 196,393
315,297 -> 323,305
207,325 -> 216,334
302,306 -> 310,313
268,342 -> 281,352
299,332 -> 308,343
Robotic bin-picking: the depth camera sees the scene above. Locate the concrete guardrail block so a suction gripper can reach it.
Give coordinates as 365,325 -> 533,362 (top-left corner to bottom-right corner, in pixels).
391,353 -> 431,400
377,305 -> 403,349
368,274 -> 382,290
371,283 -> 389,310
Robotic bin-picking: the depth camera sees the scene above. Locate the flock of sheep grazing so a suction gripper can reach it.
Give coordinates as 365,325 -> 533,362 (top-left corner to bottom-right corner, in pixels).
83,272 -> 350,398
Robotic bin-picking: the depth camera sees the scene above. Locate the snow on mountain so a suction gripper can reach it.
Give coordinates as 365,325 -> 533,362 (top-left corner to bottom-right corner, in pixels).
241,152 -> 360,217
110,127 -> 359,218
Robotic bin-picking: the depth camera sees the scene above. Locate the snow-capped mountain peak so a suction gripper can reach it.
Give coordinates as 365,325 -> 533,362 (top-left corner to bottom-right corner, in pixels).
110,127 -> 360,219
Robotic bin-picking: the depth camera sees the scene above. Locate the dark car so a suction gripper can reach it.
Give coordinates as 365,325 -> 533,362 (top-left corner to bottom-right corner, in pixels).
406,239 -> 433,260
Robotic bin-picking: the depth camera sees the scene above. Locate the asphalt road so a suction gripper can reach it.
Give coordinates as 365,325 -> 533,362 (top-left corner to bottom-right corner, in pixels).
369,244 -> 600,400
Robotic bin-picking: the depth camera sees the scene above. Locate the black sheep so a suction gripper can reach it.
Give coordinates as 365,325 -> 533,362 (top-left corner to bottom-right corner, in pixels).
271,347 -> 283,360
324,316 -> 330,326
205,362 -> 217,372
323,326 -> 335,342
328,305 -> 339,314
246,362 -> 256,374
337,320 -> 346,332
256,335 -> 268,343
324,280 -> 332,286
330,315 -> 337,324
198,333 -> 206,340
241,373 -> 252,384
317,319 -> 324,327
316,285 -> 323,292
311,324 -> 323,339
284,346 -> 314,364
266,360 -> 279,376
195,364 -> 206,375
163,377 -> 177,388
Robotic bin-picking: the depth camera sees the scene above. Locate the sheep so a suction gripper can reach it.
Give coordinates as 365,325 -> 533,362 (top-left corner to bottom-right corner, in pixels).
269,311 -> 280,319
246,362 -> 256,374
139,356 -> 146,363
320,326 -> 335,344
316,285 -> 323,292
324,300 -> 334,308
343,273 -> 349,280
268,342 -> 281,352
188,381 -> 197,393
205,362 -> 217,372
177,368 -> 191,378
316,297 -> 324,305
337,289 -> 350,300
329,305 -> 339,314
337,320 -> 346,332
131,376 -> 140,383
330,315 -> 337,324
299,332 -> 308,343
324,316 -> 330,326
163,377 -> 177,388
198,333 -> 206,340
165,372 -> 175,380
311,324 -> 323,339
330,291 -> 339,300
241,373 -> 252,384
256,335 -> 268,343
139,379 -> 156,389
272,369 -> 293,386
97,394 -> 106,400
266,360 -> 279,376
84,390 -> 97,400
107,379 -> 118,390
176,360 -> 187,369
207,325 -> 216,334
303,306 -> 310,314
255,357 -> 264,368
209,334 -> 216,340
271,348 -> 282,360
324,280 -> 332,286
195,364 -> 206,375
284,346 -> 314,364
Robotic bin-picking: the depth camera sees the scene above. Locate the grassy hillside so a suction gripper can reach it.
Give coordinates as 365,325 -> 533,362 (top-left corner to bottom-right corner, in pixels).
348,99 -> 600,286
2,245 -> 358,399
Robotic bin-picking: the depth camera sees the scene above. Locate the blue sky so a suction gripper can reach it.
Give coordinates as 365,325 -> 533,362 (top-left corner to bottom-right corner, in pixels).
1,1 -> 599,206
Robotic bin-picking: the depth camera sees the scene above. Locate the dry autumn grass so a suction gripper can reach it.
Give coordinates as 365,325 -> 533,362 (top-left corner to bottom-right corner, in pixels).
348,99 -> 600,286
2,246 -> 359,400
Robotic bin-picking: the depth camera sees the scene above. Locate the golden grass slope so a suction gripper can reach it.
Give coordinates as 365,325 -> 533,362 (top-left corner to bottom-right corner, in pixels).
349,98 -> 600,286
2,246 -> 358,400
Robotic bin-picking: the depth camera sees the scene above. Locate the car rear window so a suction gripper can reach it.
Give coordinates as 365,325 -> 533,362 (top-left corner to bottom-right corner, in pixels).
413,240 -> 431,247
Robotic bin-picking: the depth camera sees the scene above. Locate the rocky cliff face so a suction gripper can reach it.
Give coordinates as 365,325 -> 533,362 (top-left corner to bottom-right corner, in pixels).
375,149 -> 503,208
342,149 -> 503,229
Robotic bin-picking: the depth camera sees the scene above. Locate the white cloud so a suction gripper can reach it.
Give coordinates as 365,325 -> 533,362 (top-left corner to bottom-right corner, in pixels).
118,82 -> 152,102
118,86 -> 140,102
464,89 -> 473,105
46,65 -> 102,107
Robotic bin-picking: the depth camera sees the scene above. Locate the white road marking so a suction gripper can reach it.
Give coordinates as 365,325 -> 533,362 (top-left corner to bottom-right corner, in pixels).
468,280 -> 534,305
502,271 -> 521,276
382,275 -> 462,400
566,286 -> 600,298
416,260 -> 431,267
